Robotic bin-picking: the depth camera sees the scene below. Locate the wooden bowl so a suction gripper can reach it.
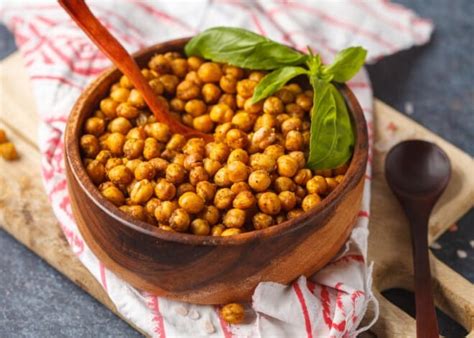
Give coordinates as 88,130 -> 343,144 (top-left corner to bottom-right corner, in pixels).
64,37 -> 368,304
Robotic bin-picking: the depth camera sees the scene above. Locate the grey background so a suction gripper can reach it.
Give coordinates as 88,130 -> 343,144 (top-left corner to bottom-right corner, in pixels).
0,0 -> 472,336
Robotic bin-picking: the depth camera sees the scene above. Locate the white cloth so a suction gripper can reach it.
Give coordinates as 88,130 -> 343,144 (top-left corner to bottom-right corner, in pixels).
1,1 -> 433,336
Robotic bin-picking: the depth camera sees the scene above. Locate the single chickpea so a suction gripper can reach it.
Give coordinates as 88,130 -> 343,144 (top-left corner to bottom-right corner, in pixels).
214,188 -> 235,209
203,158 -> 222,176
170,58 -> 188,78
169,98 -> 185,112
258,192 -> 281,215
236,94 -> 246,109
275,113 -> 290,127
249,153 -> 276,172
169,208 -> 191,232
166,163 -> 186,185
154,200 -> 178,223
199,205 -> 220,226
185,70 -> 203,86
119,205 -> 146,221
286,83 -> 303,94
182,113 -> 194,127
146,122 -> 170,143
214,122 -> 233,142
190,219 -> 210,236
289,151 -> 306,169
187,56 -> 204,71
105,158 -> 123,172
145,198 -> 161,217
281,117 -> 302,135
193,114 -> 215,133
248,170 -> 271,192
84,117 -> 105,136
176,183 -> 195,197
119,75 -> 134,89
108,117 -> 132,135
198,62 -> 223,83
106,132 -> 125,156
333,163 -> 349,175
101,185 -> 125,206
252,127 -> 277,150
335,175 -> 345,184
248,71 -> 266,82
143,138 -> 161,160
221,228 -> 243,236
178,191 -> 204,214
100,98 -> 119,118
263,144 -> 285,160
108,165 -> 133,185
95,150 -> 112,164
154,178 -> 176,201
202,83 -> 222,104
277,155 -> 298,177
227,149 -> 249,164
285,130 -> 304,151
302,194 -> 321,211
219,74 -> 237,94
127,127 -> 147,140
275,88 -> 295,104
148,157 -> 168,176
148,54 -> 171,73
274,177 -> 296,193
159,74 -> 180,95
116,102 -> 139,119
148,78 -> 165,96
127,89 -> 146,108
211,224 -> 226,236
325,177 -> 339,193
86,160 -> 106,184
263,96 -> 284,115
227,161 -> 249,183
207,142 -> 230,162
189,166 -> 209,186
214,167 -> 232,187
196,181 -> 217,202
219,93 -> 237,110
166,134 -> 186,151
123,138 -> 144,160
223,208 -> 246,228
278,191 -> 297,211
80,134 -> 100,158
233,190 -> 256,209
236,79 -> 257,98
183,153 -> 203,171
231,182 -> 251,194
220,303 -> 245,324
306,176 -> 328,195
223,65 -> 244,79
183,138 -> 206,156
232,112 -> 256,132
285,103 -> 305,119
210,103 -> 234,124
183,99 -> 206,117
176,80 -> 201,100
130,179 -> 154,204
295,185 -> 307,199
125,159 -> 142,173
296,93 -> 313,111
294,169 -> 313,186
110,87 -> 130,103
252,212 -> 273,230
242,99 -> 262,116
254,114 -> 277,130
224,129 -> 248,150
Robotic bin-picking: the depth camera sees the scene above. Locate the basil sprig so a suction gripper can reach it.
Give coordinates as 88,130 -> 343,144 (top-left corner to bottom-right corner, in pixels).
185,27 -> 367,170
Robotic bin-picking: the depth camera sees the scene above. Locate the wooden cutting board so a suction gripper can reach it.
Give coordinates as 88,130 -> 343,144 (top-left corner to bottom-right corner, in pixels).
1,52 -> 473,337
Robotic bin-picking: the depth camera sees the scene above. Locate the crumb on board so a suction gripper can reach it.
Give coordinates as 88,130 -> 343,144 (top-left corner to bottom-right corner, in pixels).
189,309 -> 200,320
430,242 -> 442,250
470,240 -> 474,249
204,320 -> 216,334
404,101 -> 414,115
456,249 -> 467,259
449,224 -> 459,232
175,305 -> 188,316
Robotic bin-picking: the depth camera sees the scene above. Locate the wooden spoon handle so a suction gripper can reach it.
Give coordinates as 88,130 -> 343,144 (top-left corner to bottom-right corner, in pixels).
58,0 -> 211,140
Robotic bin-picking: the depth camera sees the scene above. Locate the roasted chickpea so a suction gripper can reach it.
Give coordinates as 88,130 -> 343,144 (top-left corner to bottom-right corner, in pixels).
101,184 -> 125,206
214,122 -> 233,142
236,79 -> 257,98
125,159 -> 142,173
119,205 -> 145,221
274,177 -> 296,193
147,158 -> 167,176
214,188 -> 235,209
263,96 -> 284,115
258,192 -> 281,215
200,205 -> 220,225
122,138 -> 144,160
143,138 -> 161,160
287,208 -> 304,219
119,75 -> 134,89
214,167 -> 232,187
154,200 -> 178,223
108,117 -> 132,135
108,165 -> 133,186
210,103 -> 234,124
187,56 -> 204,71
185,70 -> 203,86
190,218 -> 210,236
236,94 -> 246,109
105,158 -> 123,172
182,153 -> 203,171
296,93 -> 312,111
221,302 -> 245,324
206,142 -> 230,162
281,117 -> 302,135
183,138 -> 206,156
84,117 -> 105,136
335,175 -> 345,184
165,134 -> 186,151
170,58 -> 188,78
294,169 -> 313,186
288,151 -> 306,169
176,183 -> 195,197
198,62 -> 222,83
196,181 -> 216,202
189,166 -> 209,185
223,208 -> 246,228
286,83 -> 303,94
278,191 -> 297,211
248,170 -> 271,192
285,103 -> 305,119
159,74 -> 180,94
193,115 -> 215,133
285,130 -> 304,151
145,122 -> 170,143
252,212 -> 273,230
149,54 -> 171,73
126,127 -> 147,140
201,83 -> 221,104
126,89 -> 146,109
178,191 -> 204,214
169,208 -> 190,232
154,178 -> 176,201
223,65 -> 244,79
249,153 -> 275,172
221,228 -> 243,236
233,190 -> 256,209
225,129 -> 248,149
231,182 -> 251,194
254,114 -> 277,130
227,161 -> 249,183
100,98 -> 119,118
232,112 -> 256,132
175,80 -> 200,101
86,160 -> 106,184
275,88 -> 295,104
227,149 -> 249,164
219,93 -> 237,110
306,176 -> 328,195
80,134 -> 100,158
129,179 -> 154,204
277,155 -> 298,177
263,144 -> 285,160
302,194 -> 321,211
165,163 -> 186,185
201,158 -> 220,176
145,198 -> 161,216
95,150 -> 112,164
220,74 -> 237,94
325,177 -> 339,193
211,224 -> 225,236
252,127 -> 276,150
110,87 -> 130,103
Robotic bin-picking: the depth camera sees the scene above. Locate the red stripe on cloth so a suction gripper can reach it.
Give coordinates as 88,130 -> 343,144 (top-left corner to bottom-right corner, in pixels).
99,263 -> 108,292
347,81 -> 370,89
251,13 -> 266,36
358,210 -> 370,218
30,75 -> 83,90
215,306 -> 233,338
293,283 -> 313,338
147,296 -> 166,338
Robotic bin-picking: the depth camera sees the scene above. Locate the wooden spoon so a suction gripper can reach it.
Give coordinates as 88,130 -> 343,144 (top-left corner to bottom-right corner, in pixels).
58,0 -> 212,141
385,140 -> 451,338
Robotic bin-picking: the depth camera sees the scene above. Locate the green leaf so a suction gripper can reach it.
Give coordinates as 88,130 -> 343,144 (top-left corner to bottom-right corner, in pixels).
323,47 -> 367,83
251,66 -> 308,103
307,79 -> 354,170
185,27 -> 307,70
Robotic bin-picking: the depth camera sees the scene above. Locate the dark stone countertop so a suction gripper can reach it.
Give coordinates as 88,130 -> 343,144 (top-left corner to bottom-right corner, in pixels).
0,0 -> 472,336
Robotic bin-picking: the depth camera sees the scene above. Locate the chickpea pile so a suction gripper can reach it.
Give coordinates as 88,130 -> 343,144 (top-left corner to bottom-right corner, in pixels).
80,51 -> 349,236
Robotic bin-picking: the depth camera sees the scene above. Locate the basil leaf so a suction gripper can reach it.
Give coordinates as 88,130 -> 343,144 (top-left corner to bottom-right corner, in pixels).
185,27 -> 307,70
251,66 -> 308,103
323,47 -> 367,83
307,79 -> 354,170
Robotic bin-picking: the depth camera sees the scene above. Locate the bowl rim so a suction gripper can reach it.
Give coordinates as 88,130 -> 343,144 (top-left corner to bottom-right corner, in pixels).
65,37 -> 368,246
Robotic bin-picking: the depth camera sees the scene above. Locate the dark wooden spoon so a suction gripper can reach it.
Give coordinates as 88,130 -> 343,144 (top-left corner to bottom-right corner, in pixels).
385,140 -> 451,338
58,0 -> 212,141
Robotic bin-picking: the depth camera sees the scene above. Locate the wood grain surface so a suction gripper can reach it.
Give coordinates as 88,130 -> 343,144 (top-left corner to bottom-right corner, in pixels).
1,52 -> 473,336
